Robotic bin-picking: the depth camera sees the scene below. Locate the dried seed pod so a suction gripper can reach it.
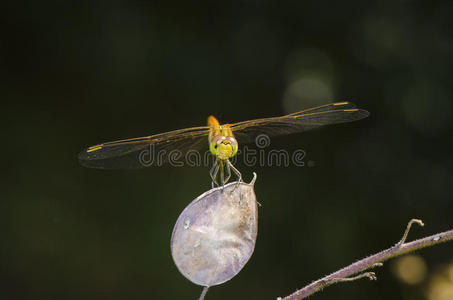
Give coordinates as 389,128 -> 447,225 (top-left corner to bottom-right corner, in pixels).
171,173 -> 258,287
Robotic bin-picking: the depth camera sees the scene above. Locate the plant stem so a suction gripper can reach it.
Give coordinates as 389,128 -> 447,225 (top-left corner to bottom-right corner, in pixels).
278,219 -> 453,300
199,286 -> 209,300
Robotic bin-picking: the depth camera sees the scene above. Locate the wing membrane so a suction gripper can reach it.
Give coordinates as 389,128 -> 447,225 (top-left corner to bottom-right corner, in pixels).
230,102 -> 369,143
78,102 -> 369,169
78,126 -> 210,169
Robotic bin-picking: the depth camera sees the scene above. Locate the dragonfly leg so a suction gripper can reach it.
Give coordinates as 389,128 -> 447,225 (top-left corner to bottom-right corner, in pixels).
224,159 -> 232,184
210,160 -> 220,188
227,160 -> 242,182
227,160 -> 242,190
219,160 -> 225,188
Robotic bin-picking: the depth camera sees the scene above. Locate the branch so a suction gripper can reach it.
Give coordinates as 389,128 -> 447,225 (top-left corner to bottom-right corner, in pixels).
278,219 -> 453,300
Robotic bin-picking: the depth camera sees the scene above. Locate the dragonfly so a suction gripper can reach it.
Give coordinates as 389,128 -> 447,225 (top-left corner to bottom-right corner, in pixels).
78,102 -> 369,186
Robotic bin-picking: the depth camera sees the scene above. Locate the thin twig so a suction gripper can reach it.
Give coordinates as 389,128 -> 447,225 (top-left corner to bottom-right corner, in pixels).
278,219 -> 453,300
396,219 -> 424,247
332,271 -> 377,282
199,286 -> 209,300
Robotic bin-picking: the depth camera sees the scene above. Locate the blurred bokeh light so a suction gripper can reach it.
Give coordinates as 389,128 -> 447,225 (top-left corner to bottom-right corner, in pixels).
392,255 -> 427,285
425,262 -> 453,300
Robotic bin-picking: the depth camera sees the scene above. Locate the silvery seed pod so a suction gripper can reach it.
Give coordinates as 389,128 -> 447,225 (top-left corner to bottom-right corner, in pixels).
171,173 -> 258,287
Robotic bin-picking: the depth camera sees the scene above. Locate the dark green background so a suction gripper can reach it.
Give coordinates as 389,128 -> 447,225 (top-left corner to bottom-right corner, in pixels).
2,1 -> 453,299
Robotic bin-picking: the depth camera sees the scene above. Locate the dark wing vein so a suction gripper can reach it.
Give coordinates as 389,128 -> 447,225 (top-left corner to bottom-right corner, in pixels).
78,126 -> 210,169
230,102 -> 369,143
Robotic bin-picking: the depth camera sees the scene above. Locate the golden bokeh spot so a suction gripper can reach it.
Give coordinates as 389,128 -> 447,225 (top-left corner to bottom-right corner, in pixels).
425,262 -> 453,300
447,264 -> 453,282
392,254 -> 427,285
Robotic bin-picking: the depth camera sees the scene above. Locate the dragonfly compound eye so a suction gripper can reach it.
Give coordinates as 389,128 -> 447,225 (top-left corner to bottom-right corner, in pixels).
210,135 -> 226,155
225,137 -> 238,156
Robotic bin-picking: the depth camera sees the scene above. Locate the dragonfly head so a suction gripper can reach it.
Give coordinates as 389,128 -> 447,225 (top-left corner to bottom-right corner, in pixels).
210,135 -> 238,160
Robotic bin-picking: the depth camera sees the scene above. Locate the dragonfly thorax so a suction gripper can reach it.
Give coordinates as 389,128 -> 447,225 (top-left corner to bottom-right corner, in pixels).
209,135 -> 238,160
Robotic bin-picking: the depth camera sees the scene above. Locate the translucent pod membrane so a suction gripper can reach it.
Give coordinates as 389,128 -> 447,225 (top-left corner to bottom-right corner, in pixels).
171,173 -> 258,287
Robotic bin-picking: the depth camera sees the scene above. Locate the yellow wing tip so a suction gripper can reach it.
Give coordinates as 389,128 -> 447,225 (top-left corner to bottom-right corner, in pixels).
343,109 -> 359,112
87,144 -> 103,152
334,101 -> 350,106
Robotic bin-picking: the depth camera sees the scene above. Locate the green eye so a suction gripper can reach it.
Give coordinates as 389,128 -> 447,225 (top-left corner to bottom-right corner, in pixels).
232,144 -> 238,156
209,142 -> 217,155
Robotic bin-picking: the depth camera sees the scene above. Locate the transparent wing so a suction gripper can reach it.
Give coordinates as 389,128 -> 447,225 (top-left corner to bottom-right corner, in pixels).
78,126 -> 210,169
79,102 -> 369,169
230,102 -> 369,143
